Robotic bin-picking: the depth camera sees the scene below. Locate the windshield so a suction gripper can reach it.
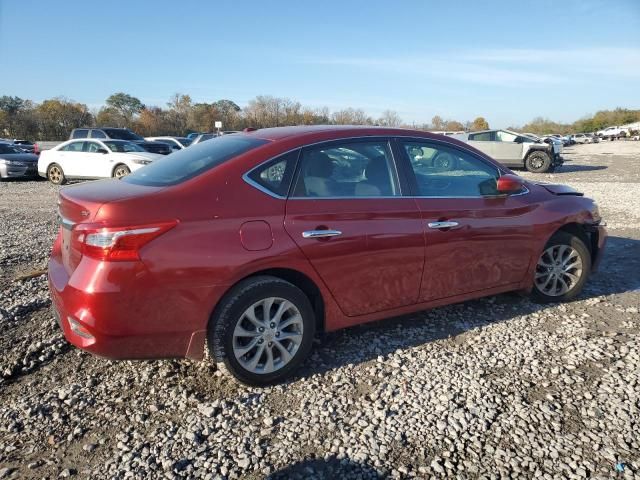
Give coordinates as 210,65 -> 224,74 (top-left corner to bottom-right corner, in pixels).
104,141 -> 146,153
177,138 -> 193,146
102,129 -> 144,141
0,144 -> 22,154
123,135 -> 269,186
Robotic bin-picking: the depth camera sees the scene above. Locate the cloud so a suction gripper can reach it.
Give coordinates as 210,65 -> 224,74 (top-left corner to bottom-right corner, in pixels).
301,47 -> 640,87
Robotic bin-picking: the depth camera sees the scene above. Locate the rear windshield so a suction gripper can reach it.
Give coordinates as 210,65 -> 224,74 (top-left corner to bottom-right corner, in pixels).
123,135 -> 269,186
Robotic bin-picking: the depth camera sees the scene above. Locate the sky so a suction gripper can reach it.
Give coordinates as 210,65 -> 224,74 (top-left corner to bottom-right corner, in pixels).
0,0 -> 639,127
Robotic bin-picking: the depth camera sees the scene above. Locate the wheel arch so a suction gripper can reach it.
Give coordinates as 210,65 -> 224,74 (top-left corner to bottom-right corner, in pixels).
548,222 -> 600,265
209,267 -> 326,335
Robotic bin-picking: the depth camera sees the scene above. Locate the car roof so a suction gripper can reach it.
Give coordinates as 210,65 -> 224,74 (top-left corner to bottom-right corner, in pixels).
239,125 -> 455,142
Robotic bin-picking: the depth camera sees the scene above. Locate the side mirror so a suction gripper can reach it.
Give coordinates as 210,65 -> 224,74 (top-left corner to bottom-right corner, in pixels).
96,148 -> 108,154
496,174 -> 525,194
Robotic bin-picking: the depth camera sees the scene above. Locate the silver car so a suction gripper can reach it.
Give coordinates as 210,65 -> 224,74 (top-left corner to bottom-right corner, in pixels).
0,142 -> 40,179
457,129 -> 563,173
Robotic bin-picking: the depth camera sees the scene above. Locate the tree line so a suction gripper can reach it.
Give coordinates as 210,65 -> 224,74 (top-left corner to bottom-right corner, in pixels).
514,108 -> 640,136
2,91 -> 637,141
0,93 -> 491,141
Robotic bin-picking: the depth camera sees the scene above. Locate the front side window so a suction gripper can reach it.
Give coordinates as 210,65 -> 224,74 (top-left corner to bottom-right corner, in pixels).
71,129 -> 88,139
84,141 -> 104,153
60,141 -> 85,152
496,131 -> 518,142
468,132 -> 493,141
123,135 -> 269,186
246,149 -> 299,197
292,141 -> 399,198
402,141 -> 500,197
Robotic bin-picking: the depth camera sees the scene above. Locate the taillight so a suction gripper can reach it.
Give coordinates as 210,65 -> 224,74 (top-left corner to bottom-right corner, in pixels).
34,143 -> 40,154
72,221 -> 177,261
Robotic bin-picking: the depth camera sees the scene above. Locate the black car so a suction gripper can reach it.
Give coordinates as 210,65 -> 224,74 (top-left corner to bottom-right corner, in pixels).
69,128 -> 172,155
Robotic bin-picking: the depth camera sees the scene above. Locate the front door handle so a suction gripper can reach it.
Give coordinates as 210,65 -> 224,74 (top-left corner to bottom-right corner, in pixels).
302,229 -> 342,239
427,221 -> 459,229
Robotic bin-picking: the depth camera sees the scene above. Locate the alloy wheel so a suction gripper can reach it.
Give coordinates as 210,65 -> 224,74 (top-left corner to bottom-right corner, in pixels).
535,245 -> 583,296
232,297 -> 304,374
49,166 -> 61,183
114,166 -> 130,179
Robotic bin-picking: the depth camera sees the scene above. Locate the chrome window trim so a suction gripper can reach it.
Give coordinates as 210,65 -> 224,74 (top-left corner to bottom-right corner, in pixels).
58,213 -> 76,230
242,134 -> 528,200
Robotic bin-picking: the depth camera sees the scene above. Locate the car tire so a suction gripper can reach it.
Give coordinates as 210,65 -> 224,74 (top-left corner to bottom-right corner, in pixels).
47,163 -> 67,185
207,275 -> 316,386
525,151 -> 552,173
530,232 -> 591,303
112,164 -> 131,179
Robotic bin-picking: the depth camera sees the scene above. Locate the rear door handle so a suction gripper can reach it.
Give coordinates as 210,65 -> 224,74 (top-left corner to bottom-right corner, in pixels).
302,229 -> 342,239
427,221 -> 459,229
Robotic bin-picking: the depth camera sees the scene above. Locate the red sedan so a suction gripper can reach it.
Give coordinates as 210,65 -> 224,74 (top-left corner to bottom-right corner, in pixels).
49,126 -> 607,385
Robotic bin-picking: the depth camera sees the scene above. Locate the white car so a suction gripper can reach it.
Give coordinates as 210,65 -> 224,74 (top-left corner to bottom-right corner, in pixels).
572,133 -> 591,144
145,136 -> 192,152
597,126 -> 628,140
38,139 -> 161,185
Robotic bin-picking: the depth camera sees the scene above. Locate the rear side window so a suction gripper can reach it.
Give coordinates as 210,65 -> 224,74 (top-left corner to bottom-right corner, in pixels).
60,141 -> 85,152
292,140 -> 399,198
123,135 -> 269,186
71,129 -> 88,139
468,132 -> 493,141
246,149 -> 299,197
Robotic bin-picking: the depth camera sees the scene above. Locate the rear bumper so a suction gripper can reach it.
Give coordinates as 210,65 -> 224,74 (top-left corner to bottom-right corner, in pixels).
48,254 -> 222,360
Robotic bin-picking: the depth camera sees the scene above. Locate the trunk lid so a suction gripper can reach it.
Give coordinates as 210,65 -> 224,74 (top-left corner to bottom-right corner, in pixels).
57,180 -> 166,273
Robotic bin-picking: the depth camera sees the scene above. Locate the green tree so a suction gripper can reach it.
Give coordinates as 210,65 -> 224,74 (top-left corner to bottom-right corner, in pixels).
0,95 -> 26,136
470,117 -> 489,131
444,120 -> 464,131
104,92 -> 144,127
36,98 -> 93,140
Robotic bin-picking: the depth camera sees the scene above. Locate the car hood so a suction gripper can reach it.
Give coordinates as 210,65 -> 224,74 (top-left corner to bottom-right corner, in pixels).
0,153 -> 39,162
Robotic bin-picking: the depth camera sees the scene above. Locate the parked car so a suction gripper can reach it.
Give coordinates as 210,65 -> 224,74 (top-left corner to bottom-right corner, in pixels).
572,133 -> 591,144
0,142 -> 39,179
69,128 -> 172,155
597,126 -> 628,140
38,139 -> 161,184
186,132 -> 205,140
458,129 -> 562,172
10,139 -> 37,154
49,126 -> 606,385
189,133 -> 217,146
145,136 -> 193,152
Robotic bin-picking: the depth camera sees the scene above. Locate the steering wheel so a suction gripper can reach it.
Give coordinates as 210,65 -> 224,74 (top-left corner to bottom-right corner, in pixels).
432,151 -> 458,170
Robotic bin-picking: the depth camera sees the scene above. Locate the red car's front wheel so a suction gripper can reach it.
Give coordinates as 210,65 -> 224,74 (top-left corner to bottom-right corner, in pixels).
531,232 -> 591,303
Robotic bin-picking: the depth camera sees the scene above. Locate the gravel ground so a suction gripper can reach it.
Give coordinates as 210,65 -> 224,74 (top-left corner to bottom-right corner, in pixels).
1,141 -> 639,479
